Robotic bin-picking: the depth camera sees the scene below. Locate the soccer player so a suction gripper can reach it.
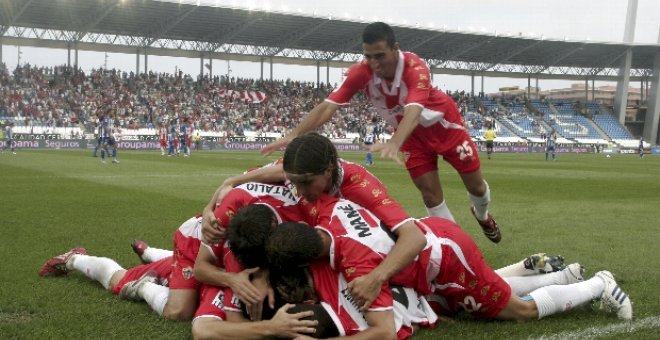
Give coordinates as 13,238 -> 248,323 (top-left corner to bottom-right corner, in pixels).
484,124 -> 497,160
158,122 -> 168,156
261,22 -> 501,244
267,196 -> 633,323
3,121 -> 16,154
39,246 -> 172,309
545,129 -> 557,161
363,117 -> 378,166
203,133 -> 427,311
37,247 -> 312,337
167,119 -> 178,156
638,136 -> 644,159
195,206 -> 437,339
179,117 -> 191,157
92,110 -> 104,157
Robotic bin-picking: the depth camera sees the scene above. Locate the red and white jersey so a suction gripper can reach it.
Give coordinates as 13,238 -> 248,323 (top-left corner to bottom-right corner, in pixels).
158,126 -> 168,140
210,182 -> 305,258
311,258 -> 436,339
326,51 -> 465,131
311,196 -> 419,288
298,159 -> 413,232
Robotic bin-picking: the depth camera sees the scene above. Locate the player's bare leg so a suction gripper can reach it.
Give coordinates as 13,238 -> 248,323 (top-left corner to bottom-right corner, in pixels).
411,170 -> 455,221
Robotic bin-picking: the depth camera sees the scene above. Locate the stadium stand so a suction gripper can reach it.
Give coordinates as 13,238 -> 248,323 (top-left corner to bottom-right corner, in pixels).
0,62 -> 640,148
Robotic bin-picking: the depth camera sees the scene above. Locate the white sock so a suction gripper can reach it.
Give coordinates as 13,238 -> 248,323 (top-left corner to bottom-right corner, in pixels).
528,277 -> 604,319
140,282 -> 169,316
69,254 -> 124,289
468,181 -> 490,221
496,259 -> 536,277
142,247 -> 173,263
425,200 -> 455,221
504,271 -> 568,297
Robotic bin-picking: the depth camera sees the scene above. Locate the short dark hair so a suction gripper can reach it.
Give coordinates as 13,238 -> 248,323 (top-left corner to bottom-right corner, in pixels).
362,22 -> 396,47
227,204 -> 276,268
270,266 -> 317,304
265,222 -> 323,270
283,132 -> 339,185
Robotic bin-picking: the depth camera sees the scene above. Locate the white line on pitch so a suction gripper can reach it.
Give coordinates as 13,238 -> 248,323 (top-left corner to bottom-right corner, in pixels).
533,316 -> 660,340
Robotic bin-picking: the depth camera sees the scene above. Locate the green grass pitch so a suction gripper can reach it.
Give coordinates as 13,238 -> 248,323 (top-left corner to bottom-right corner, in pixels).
1,149 -> 659,339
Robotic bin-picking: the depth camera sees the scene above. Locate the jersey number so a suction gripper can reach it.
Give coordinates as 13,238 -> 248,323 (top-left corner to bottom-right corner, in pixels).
456,140 -> 474,161
458,295 -> 482,313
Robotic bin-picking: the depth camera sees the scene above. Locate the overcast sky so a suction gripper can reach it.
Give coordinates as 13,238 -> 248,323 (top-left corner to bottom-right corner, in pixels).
2,0 -> 659,92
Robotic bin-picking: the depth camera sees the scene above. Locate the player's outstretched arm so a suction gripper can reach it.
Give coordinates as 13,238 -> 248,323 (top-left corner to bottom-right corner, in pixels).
295,310 -> 396,340
261,101 -> 339,156
348,221 -> 426,310
192,306 -> 317,340
193,245 -> 261,305
371,105 -> 422,164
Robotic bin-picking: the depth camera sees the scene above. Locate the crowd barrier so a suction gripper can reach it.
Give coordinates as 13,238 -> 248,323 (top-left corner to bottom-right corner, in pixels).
1,139 -> 657,154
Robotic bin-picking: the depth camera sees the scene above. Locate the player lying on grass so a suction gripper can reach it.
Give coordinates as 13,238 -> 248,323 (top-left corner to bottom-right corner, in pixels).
204,132 -> 492,313
191,203 -> 583,339
38,245 -> 315,339
37,217 -> 260,322
39,180 -> 306,321
192,204 -> 438,339
265,195 -> 633,323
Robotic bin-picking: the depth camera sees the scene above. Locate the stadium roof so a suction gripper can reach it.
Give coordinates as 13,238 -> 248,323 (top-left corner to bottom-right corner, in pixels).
1,0 -> 658,80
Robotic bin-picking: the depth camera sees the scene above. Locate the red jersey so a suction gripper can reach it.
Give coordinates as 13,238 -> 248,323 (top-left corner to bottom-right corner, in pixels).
298,159 -> 413,232
312,196 -> 509,320
158,126 -> 168,140
212,182 -> 304,235
326,51 -> 465,131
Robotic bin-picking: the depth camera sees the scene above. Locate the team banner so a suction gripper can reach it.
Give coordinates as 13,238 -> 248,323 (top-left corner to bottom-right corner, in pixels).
1,139 -> 653,154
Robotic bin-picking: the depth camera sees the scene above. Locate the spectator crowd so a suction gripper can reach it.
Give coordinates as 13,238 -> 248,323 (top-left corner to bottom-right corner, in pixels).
0,63 -> 386,140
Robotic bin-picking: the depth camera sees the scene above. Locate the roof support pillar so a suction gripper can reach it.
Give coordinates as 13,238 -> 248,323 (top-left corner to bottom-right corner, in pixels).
480,72 -> 484,97
200,54 -> 204,79
74,43 -> 78,72
208,57 -> 212,78
67,43 -> 71,68
615,0 -> 638,124
470,72 -> 475,97
135,48 -> 140,74
592,78 -> 595,102
643,28 -> 660,144
585,78 -> 589,104
0,39 -> 3,65
326,60 -> 330,86
614,48 -> 632,124
317,60 -> 321,88
144,48 -> 148,73
269,57 -> 273,81
259,57 -> 264,81
536,77 -> 539,99
527,74 -> 531,100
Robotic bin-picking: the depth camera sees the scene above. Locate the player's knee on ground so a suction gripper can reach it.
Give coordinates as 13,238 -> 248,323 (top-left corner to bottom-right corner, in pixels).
191,318 -> 220,340
163,301 -> 196,321
497,296 -> 538,322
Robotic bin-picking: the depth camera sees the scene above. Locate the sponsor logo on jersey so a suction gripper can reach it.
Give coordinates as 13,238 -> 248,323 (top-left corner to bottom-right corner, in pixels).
182,266 -> 194,280
492,291 -> 502,302
345,267 -> 356,278
336,204 -> 371,237
212,290 -> 225,309
243,183 -> 297,203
